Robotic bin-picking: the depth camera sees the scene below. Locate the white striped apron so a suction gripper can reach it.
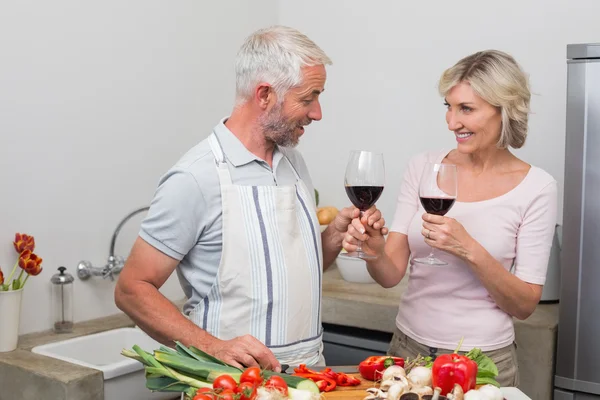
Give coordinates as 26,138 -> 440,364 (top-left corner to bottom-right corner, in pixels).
189,132 -> 324,366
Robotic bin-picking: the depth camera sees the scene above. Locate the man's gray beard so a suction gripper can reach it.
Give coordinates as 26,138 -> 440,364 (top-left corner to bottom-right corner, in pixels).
260,105 -> 299,148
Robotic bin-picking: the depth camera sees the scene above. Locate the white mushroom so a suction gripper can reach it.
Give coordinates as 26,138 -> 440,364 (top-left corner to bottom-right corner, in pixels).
364,388 -> 388,400
386,382 -> 410,400
407,366 -> 432,388
431,387 -> 442,400
382,365 -> 407,382
463,390 -> 484,400
447,384 -> 464,400
399,393 -> 420,400
381,376 -> 410,392
410,385 -> 433,398
476,385 -> 503,400
380,379 -> 396,391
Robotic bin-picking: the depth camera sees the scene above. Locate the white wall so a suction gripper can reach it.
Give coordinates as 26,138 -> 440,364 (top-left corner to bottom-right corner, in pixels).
3,0 -> 599,335
283,0 -> 600,225
0,1 -> 277,334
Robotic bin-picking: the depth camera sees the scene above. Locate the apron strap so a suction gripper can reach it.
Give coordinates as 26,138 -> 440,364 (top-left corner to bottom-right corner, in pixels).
279,148 -> 302,181
208,132 -> 233,186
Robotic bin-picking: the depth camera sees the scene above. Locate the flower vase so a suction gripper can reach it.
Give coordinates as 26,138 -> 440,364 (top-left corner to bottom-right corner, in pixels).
0,288 -> 23,352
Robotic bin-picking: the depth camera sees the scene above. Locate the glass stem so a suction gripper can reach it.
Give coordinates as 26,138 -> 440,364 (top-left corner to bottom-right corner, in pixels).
428,246 -> 436,260
356,210 -> 365,254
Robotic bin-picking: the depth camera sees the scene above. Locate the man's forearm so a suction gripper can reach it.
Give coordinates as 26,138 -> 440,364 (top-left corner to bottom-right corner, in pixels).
115,281 -> 216,350
321,224 -> 344,269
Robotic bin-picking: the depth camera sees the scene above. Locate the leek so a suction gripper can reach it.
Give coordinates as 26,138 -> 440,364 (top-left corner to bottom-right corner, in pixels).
121,343 -> 320,397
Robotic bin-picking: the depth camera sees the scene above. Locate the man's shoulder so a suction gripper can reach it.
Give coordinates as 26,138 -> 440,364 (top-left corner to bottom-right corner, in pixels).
175,138 -> 215,170
158,138 -> 218,188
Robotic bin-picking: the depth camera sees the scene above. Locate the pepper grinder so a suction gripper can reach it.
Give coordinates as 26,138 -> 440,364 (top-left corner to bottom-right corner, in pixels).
51,266 -> 74,333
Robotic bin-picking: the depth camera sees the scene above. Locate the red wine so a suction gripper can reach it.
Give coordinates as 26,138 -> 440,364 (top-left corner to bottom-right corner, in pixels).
345,186 -> 384,211
419,197 -> 456,216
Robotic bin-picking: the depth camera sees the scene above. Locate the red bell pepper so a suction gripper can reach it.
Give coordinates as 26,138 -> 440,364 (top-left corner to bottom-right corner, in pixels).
293,364 -> 320,375
336,372 -> 361,386
358,356 -> 405,381
431,353 -> 478,395
292,373 -> 337,392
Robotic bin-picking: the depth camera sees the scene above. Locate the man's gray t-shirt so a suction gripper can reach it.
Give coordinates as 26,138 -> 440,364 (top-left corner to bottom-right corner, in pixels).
139,118 -> 316,315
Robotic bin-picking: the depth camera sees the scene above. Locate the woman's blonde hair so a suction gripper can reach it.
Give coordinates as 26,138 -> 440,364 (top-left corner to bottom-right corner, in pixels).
438,50 -> 531,149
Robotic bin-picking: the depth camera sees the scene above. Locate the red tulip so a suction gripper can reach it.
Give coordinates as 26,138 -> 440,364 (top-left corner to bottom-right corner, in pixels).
18,250 -> 43,276
0,268 -> 4,285
14,233 -> 35,254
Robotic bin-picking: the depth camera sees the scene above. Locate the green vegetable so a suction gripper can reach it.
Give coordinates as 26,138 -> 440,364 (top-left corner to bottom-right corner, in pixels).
314,189 -> 320,207
465,348 -> 500,387
290,378 -> 320,393
121,342 -> 318,396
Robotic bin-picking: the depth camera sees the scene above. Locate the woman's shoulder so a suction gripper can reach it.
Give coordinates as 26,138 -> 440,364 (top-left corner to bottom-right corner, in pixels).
524,165 -> 557,194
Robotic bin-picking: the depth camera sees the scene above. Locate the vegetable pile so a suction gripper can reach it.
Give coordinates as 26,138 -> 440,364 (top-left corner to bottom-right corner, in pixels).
357,340 -> 503,400
121,341 -> 321,399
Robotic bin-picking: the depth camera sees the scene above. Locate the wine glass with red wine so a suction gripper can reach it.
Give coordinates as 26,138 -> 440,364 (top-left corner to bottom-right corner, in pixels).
412,162 -> 458,265
340,150 -> 385,260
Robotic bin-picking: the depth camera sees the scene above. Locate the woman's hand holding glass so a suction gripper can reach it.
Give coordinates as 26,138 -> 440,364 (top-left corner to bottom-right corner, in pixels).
342,206 -> 388,258
421,213 -> 477,261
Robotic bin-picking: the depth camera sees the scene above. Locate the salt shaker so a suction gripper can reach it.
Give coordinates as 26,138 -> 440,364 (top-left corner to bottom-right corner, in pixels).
51,266 -> 74,333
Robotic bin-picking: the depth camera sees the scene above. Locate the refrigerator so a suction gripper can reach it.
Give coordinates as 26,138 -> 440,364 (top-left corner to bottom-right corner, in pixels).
555,43 -> 600,400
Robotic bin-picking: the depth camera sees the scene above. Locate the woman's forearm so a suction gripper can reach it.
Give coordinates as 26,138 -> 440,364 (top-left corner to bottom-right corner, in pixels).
367,248 -> 408,288
465,242 -> 540,320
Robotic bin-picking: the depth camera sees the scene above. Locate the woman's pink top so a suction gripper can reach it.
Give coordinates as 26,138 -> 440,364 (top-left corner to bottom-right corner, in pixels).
390,149 -> 558,351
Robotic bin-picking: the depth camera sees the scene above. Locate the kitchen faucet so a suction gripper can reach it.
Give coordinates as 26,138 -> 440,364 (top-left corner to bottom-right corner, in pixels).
77,206 -> 150,281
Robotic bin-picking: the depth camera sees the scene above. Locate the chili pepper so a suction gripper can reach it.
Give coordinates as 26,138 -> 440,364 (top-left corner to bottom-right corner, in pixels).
358,356 -> 405,381
292,373 -> 337,392
431,353 -> 478,395
336,372 -> 361,386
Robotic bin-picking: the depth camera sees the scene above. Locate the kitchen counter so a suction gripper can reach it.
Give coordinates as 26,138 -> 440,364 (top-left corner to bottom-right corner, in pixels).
0,301 -> 184,400
0,267 -> 558,400
321,264 -> 559,400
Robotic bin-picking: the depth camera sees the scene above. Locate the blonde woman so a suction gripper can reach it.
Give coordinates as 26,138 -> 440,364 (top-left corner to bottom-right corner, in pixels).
343,50 -> 558,385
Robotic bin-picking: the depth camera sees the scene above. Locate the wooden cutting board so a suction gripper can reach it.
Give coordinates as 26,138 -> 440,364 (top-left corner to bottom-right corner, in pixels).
322,373 -> 374,399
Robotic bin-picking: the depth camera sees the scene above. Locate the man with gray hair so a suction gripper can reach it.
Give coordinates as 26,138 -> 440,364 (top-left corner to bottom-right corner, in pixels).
115,25 -> 387,370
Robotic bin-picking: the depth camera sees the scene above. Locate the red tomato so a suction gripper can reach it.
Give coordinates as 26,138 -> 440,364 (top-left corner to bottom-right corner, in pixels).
213,374 -> 238,392
240,367 -> 263,386
237,381 -> 257,400
264,375 -> 288,395
217,389 -> 235,400
192,394 -> 213,400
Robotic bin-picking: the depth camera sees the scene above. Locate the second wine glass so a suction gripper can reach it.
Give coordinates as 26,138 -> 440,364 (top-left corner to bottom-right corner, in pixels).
340,150 -> 385,260
412,162 -> 458,266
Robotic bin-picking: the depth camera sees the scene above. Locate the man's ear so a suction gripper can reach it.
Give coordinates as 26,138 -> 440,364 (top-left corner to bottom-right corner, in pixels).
255,83 -> 277,110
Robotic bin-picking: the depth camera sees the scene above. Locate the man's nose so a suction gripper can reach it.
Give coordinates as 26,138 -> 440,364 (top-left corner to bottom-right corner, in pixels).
308,101 -> 322,121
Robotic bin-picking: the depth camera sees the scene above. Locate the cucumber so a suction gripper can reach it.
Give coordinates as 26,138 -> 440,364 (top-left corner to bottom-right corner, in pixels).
262,371 -> 320,393
294,379 -> 320,394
